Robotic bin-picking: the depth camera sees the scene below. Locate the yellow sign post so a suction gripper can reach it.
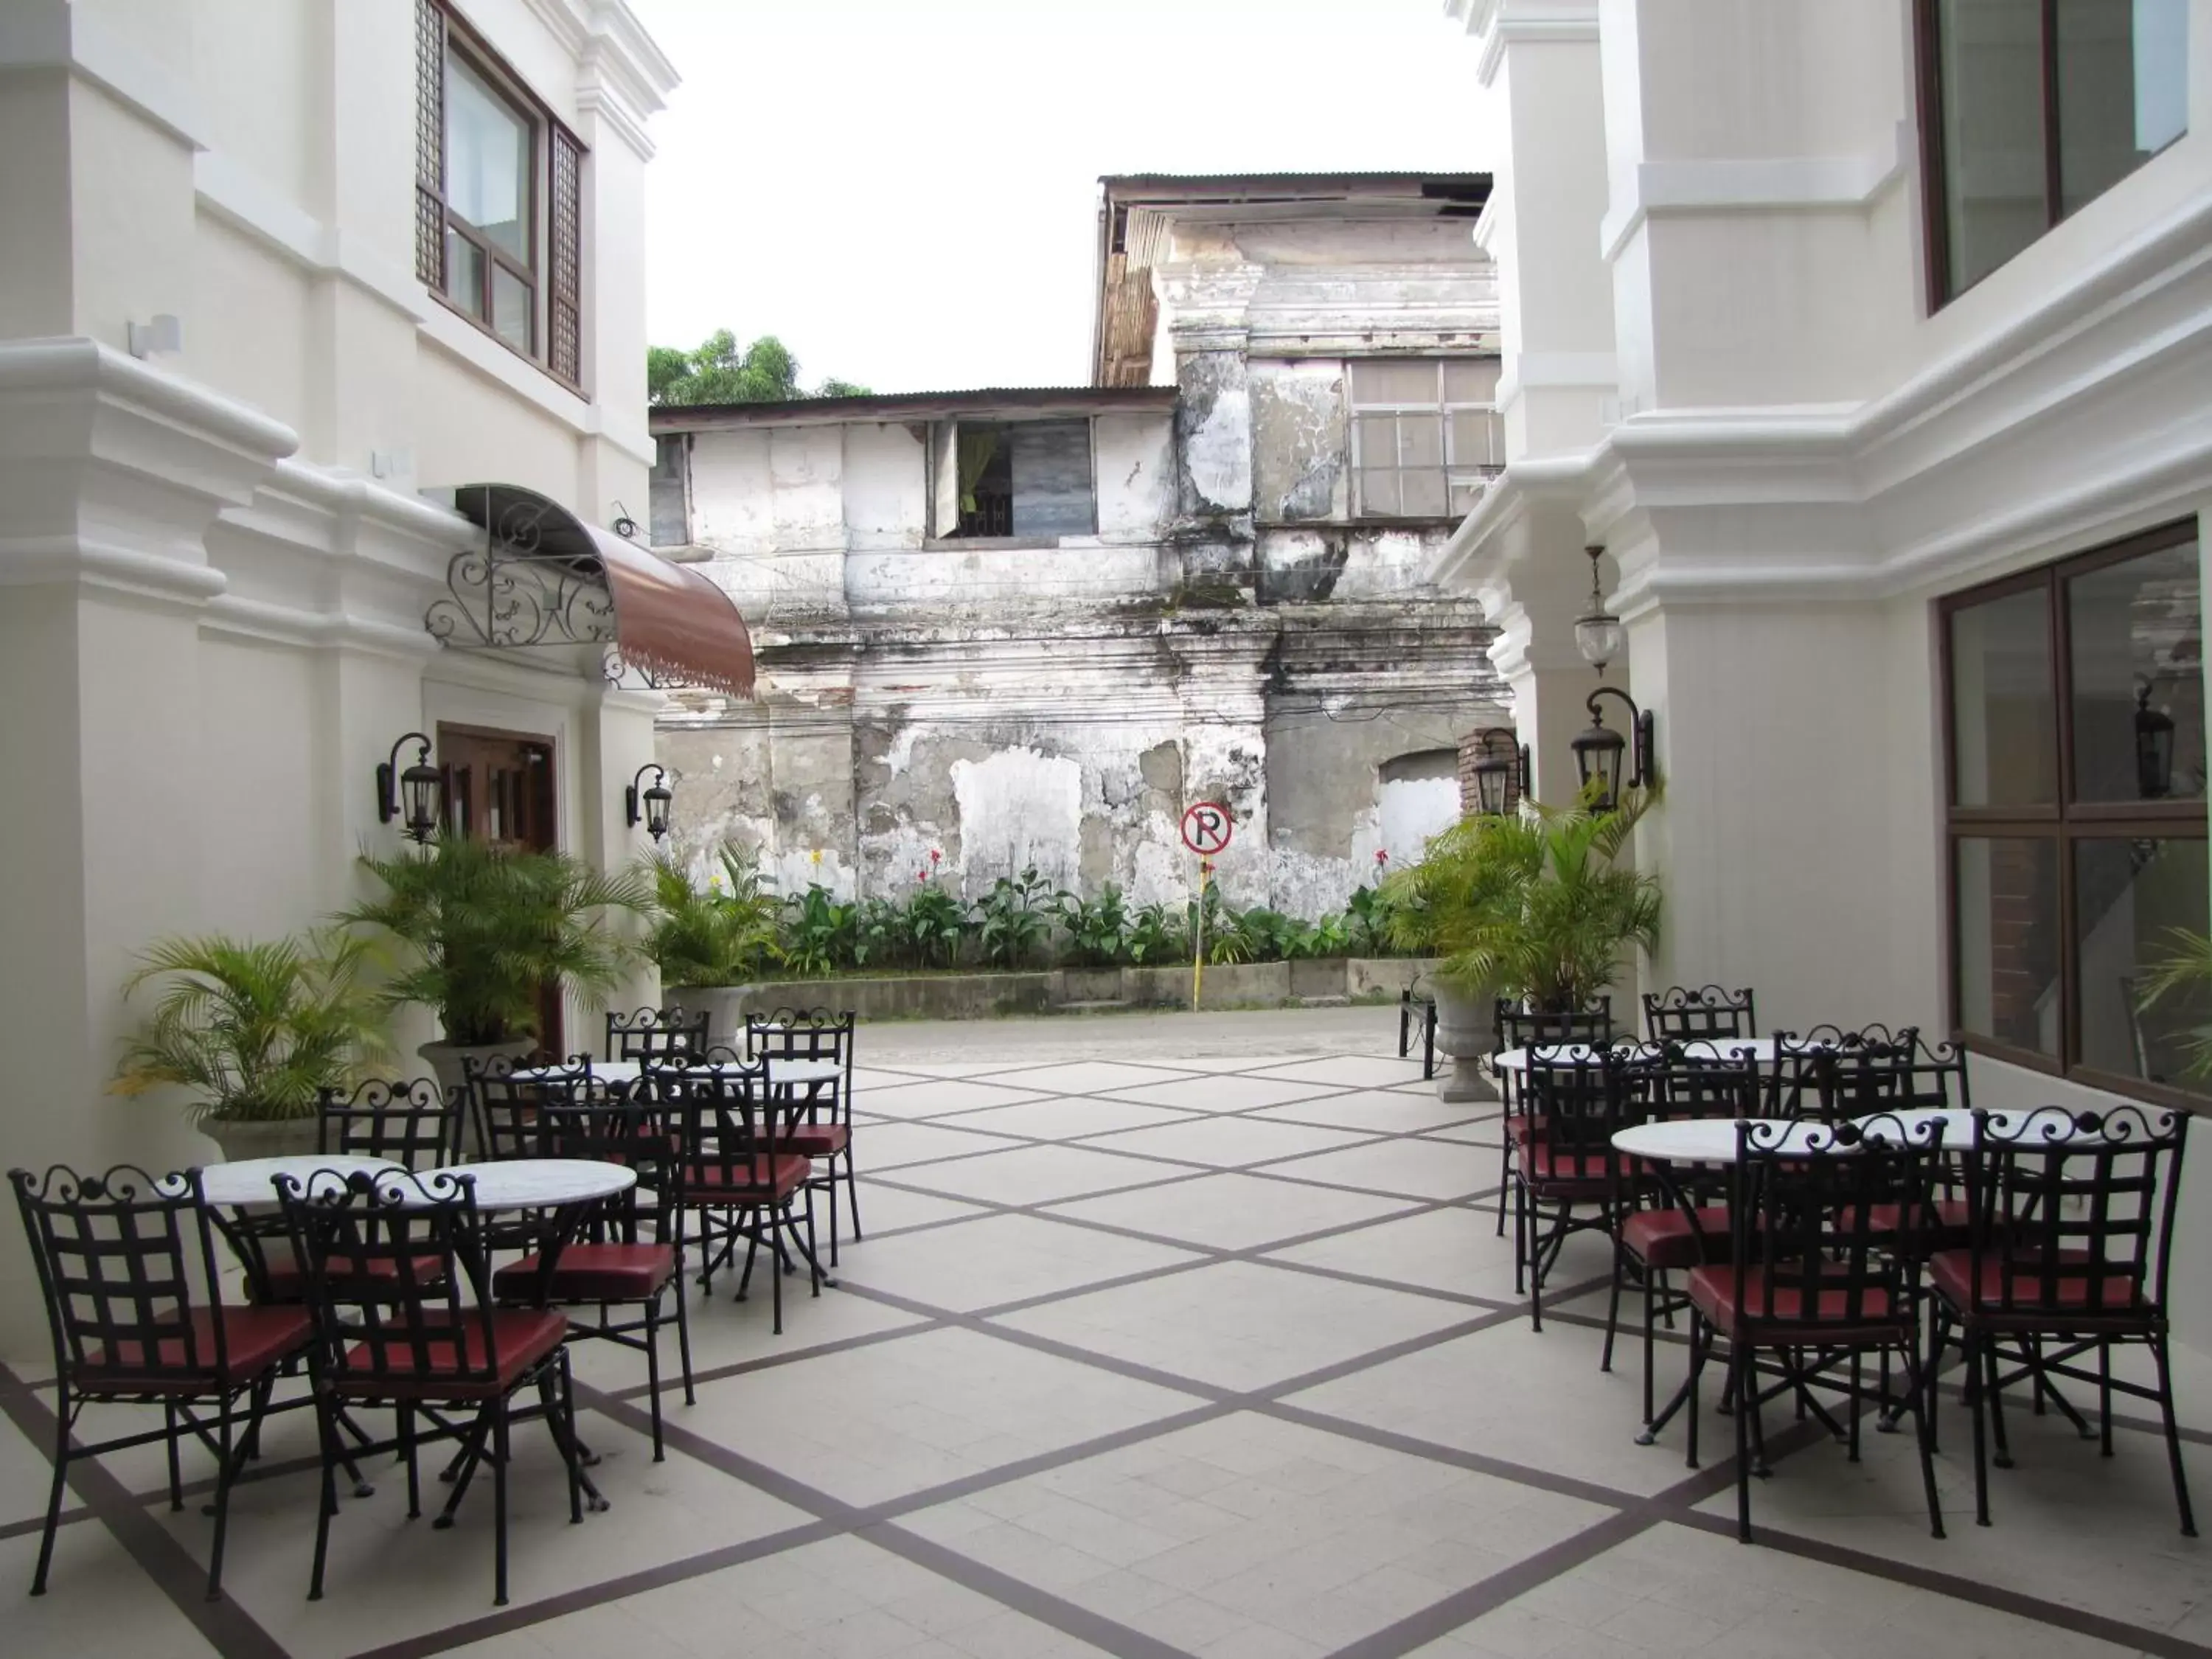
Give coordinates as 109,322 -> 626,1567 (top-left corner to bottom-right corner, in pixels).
1179,801 -> 1233,1013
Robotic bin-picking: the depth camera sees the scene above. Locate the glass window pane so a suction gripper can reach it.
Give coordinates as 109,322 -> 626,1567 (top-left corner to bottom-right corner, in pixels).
1347,360 -> 1439,407
2056,0 -> 2188,215
1399,470 -> 1447,517
446,54 -> 532,262
1441,359 -> 1502,404
2074,838 -> 2209,1089
1399,414 -> 1443,469
492,265 -> 533,352
1357,470 -> 1399,516
1950,585 -> 2056,805
1450,411 -> 1503,467
2067,535 -> 2204,802
1935,0 -> 2050,294
444,229 -> 486,319
1955,835 -> 2062,1055
1353,415 -> 1397,468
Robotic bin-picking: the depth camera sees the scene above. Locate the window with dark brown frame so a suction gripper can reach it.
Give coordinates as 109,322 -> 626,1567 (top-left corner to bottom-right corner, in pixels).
1941,521 -> 2208,1105
1916,0 -> 2189,307
414,0 -> 585,387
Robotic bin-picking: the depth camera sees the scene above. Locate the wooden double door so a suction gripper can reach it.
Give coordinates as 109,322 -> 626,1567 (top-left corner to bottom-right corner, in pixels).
437,725 -> 563,1051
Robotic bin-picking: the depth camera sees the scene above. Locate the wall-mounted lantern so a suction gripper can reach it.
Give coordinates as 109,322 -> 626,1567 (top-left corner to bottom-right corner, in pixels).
376,732 -> 442,843
2136,678 -> 2176,800
1573,544 -> 1627,675
1469,728 -> 1530,817
1572,687 -> 1654,813
626,763 -> 673,841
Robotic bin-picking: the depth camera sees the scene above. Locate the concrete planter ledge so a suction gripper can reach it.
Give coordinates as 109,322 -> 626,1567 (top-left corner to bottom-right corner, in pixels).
681,957 -> 1437,1036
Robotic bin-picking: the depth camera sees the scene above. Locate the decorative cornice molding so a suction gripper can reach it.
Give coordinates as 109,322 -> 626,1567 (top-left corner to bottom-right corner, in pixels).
0,0 -> 206,149
0,535 -> 229,607
522,0 -> 678,160
1597,122 -> 1910,264
1469,1 -> 1600,88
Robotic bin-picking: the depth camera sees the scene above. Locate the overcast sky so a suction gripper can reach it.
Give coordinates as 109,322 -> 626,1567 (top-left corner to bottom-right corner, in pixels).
629,0 -> 1495,394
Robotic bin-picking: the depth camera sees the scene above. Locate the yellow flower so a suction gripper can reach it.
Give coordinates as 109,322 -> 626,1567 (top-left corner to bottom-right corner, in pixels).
809,848 -> 823,866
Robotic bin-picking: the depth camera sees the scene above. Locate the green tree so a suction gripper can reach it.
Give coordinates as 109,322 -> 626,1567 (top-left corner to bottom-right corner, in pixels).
647,329 -> 869,406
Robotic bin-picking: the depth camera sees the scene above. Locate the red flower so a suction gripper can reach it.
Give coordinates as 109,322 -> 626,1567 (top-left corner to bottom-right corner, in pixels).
928,848 -> 942,864
1374,849 -> 1390,866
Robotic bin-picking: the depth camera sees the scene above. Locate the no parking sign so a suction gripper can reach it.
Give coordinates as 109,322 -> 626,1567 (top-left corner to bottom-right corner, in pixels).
1180,803 -> 1232,1007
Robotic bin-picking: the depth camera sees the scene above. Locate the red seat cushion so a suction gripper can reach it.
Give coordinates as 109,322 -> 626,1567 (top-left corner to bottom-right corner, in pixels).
773,1124 -> 849,1157
1927,1249 -> 2142,1317
337,1309 -> 569,1400
1621,1206 -> 1731,1270
1517,1143 -> 1623,1188
682,1153 -> 812,1203
493,1242 -> 677,1302
78,1305 -> 313,1394
1686,1265 -> 1900,1339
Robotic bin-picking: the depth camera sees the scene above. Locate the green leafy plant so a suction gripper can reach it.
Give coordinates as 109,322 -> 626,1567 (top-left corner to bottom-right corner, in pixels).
898,880 -> 970,969
780,883 -> 855,978
1298,912 -> 1354,959
1385,789 -> 1662,1008
111,932 -> 389,1124
645,846 -> 781,989
2136,926 -> 2212,1079
345,833 -> 652,1046
1127,902 -> 1187,965
974,866 -> 1057,969
1346,883 -> 1408,957
1057,883 -> 1132,968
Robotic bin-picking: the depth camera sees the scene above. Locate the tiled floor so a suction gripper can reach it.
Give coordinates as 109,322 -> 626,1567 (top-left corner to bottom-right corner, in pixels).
2,1006 -> 2207,1659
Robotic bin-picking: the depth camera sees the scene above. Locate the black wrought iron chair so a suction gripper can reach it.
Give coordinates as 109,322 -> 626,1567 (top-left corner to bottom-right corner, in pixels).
1492,998 -> 1615,1237
1768,1023 -> 1918,1121
1397,984 -> 1438,1080
605,1005 -> 709,1064
745,1006 -> 860,1263
1929,1105 -> 2194,1534
491,1096 -> 692,1460
1684,1115 -> 1947,1543
1513,1048 -> 1638,1331
275,1167 -> 586,1606
1602,1048 -> 1764,1431
644,1065 -> 824,1334
1641,984 -> 1756,1043
466,1051 -> 594,1164
10,1165 -> 313,1600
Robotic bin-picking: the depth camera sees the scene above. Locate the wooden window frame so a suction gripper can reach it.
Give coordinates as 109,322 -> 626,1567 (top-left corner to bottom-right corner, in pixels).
415,0 -> 586,393
1348,358 -> 1505,522
1938,519 -> 2207,1110
1916,0 -> 2190,310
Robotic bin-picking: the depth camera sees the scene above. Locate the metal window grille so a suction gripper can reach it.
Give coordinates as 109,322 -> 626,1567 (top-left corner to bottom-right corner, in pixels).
413,0 -> 445,289
549,125 -> 582,386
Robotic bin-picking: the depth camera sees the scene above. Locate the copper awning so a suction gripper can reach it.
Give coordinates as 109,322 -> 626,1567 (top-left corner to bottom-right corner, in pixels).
431,483 -> 754,698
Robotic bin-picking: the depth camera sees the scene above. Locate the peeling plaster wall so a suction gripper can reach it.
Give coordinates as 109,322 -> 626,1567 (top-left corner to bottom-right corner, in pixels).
657,210 -> 1506,918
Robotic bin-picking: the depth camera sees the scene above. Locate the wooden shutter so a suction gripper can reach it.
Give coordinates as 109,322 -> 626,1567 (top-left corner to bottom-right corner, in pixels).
549,125 -> 584,386
413,0 -> 445,289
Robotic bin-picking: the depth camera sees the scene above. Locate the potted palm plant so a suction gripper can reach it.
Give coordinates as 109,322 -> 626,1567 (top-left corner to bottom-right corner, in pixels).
344,833 -> 652,1098
1386,788 -> 1662,1099
642,844 -> 782,1044
111,931 -> 388,1161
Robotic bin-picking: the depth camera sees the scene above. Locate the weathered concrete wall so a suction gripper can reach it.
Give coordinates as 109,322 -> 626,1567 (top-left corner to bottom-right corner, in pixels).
655,206 -> 1506,917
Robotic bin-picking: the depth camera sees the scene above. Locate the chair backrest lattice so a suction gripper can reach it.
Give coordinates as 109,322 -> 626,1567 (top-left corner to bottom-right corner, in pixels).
1728,1115 -> 1941,1331
745,1007 -> 855,1065
1524,1051 -> 1640,1174
275,1169 -> 499,1393
605,1006 -> 709,1064
636,1062 -> 773,1200
10,1165 -> 229,1390
319,1078 -> 460,1168
1493,999 -> 1615,1057
1642,985 -> 1756,1043
465,1051 -> 594,1163
1965,1106 -> 2187,1321
1770,1023 -> 1919,1122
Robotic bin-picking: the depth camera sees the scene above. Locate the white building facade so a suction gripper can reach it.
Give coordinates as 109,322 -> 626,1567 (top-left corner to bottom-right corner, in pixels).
0,0 -> 723,1356
651,176 -> 1507,916
1441,0 -> 2212,1343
